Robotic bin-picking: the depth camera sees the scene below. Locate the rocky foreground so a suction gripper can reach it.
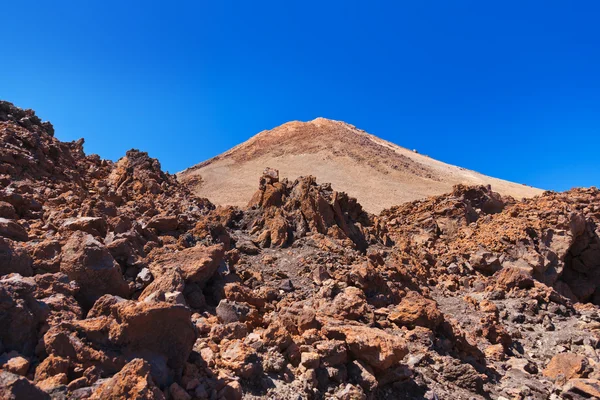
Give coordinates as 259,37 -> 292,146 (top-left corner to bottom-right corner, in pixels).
0,100 -> 599,399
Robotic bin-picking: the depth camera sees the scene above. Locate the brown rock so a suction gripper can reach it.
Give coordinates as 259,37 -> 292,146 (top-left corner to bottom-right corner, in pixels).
146,215 -> 179,233
0,371 -> 50,400
219,340 -> 260,379
149,244 -> 225,285
562,378 -> 600,399
348,359 -> 378,392
60,231 -> 128,308
389,291 -> 443,329
300,352 -> 320,369
329,325 -> 408,370
543,353 -> 588,381
219,380 -> 243,400
44,298 -> 196,380
483,344 -> 505,361
328,286 -> 371,321
0,202 -> 17,219
34,355 -> 70,382
494,266 -> 534,290
1,354 -> 30,376
0,218 -> 28,241
139,269 -> 184,302
61,216 -> 107,237
0,275 -> 48,355
169,382 -> 191,400
90,359 -> 165,400
35,373 -> 68,392
0,238 -> 32,276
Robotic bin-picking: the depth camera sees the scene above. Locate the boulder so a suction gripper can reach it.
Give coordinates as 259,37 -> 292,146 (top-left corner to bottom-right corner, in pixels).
90,358 -> 165,400
60,231 -> 128,308
149,244 -> 225,285
61,217 -> 107,237
388,291 -> 444,330
543,353 -> 588,381
43,297 -> 196,381
494,266 -> 534,290
0,274 -> 48,355
0,202 -> 17,219
0,371 -> 50,400
326,325 -> 408,370
0,238 -> 32,276
145,215 -> 179,233
562,379 -> 600,399
0,218 -> 28,241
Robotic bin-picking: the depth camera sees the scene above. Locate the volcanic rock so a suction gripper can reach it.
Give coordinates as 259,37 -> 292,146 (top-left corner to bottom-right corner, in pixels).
89,358 -> 165,400
0,371 -> 50,400
59,231 -> 129,308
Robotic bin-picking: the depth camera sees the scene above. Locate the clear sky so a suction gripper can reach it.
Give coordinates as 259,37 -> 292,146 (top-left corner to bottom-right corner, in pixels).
1,1 -> 598,191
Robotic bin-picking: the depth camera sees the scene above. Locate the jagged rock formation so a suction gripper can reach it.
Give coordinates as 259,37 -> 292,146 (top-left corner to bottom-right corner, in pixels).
1,100 -> 600,400
179,117 -> 543,213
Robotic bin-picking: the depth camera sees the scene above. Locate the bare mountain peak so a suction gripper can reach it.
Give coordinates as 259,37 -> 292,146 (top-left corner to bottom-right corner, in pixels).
180,119 -> 542,213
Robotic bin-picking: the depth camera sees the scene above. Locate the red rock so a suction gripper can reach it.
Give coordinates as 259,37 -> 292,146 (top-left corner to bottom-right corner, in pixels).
59,231 -> 129,307
90,359 -> 165,400
388,291 -> 443,330
34,355 -> 70,382
44,297 -> 196,380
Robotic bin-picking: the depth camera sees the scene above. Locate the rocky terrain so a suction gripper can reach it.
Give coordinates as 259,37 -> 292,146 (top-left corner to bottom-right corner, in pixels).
1,100 -> 599,400
179,118 -> 543,213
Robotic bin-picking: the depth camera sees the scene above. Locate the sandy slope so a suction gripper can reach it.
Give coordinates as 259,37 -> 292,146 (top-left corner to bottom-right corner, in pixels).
179,118 -> 543,213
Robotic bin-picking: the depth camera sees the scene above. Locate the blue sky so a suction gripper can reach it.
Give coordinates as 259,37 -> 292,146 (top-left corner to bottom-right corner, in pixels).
1,1 -> 598,191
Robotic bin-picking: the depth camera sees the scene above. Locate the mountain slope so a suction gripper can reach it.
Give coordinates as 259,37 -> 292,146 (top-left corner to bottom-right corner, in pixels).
179,118 -> 543,213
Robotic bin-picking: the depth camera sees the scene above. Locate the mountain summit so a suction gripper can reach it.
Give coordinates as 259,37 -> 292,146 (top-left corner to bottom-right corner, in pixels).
179,118 -> 542,213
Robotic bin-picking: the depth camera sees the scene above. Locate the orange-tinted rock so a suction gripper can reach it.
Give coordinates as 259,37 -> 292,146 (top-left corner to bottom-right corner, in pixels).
90,359 -> 165,400
388,291 -> 443,329
44,297 -> 196,380
562,379 -> 600,398
543,353 -> 588,381
327,325 -> 408,370
494,267 -> 534,290
1,354 -> 30,376
34,355 -> 70,382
